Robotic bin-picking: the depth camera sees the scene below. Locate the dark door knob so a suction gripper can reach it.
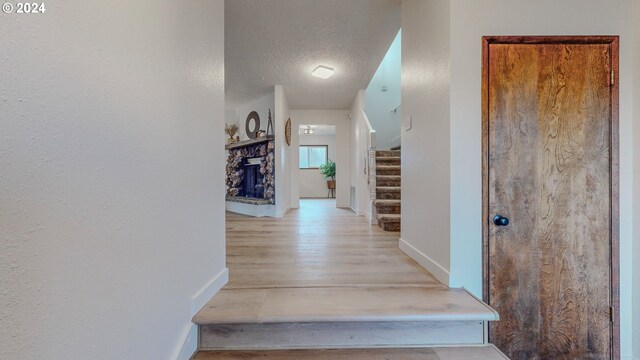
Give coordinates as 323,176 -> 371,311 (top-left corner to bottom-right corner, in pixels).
493,215 -> 509,226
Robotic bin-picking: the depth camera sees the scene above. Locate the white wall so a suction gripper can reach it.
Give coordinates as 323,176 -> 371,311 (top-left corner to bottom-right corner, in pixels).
365,30 -> 402,150
350,90 -> 372,217
0,1 -> 226,360
299,134 -> 337,198
633,1 -> 640,358
400,0 -> 452,284
230,92 -> 275,141
447,0 -> 636,357
290,110 -> 351,208
274,85 -> 291,216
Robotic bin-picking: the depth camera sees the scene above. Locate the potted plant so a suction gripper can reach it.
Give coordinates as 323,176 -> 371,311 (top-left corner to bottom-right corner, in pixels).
319,160 -> 336,195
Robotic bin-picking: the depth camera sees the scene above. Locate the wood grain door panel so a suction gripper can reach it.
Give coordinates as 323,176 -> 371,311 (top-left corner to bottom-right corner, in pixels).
484,40 -> 617,360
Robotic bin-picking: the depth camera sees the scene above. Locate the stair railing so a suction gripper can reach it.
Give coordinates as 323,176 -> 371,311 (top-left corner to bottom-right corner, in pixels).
362,108 -> 376,200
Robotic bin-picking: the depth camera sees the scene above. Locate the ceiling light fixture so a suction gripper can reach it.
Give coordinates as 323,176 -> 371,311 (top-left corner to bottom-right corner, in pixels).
303,127 -> 314,135
311,65 -> 335,79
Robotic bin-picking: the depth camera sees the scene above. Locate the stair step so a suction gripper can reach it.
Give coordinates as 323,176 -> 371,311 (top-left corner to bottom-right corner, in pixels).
376,165 -> 400,176
199,321 -> 484,350
193,287 -> 496,325
373,199 -> 401,214
194,345 -> 509,359
376,175 -> 401,187
194,287 -> 498,350
376,150 -> 401,157
376,186 -> 401,200
377,214 -> 401,231
375,156 -> 401,165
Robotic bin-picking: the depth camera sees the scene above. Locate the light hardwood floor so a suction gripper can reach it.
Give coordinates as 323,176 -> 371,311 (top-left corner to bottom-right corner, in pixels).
224,199 -> 441,289
194,200 -> 500,325
193,199 -> 504,357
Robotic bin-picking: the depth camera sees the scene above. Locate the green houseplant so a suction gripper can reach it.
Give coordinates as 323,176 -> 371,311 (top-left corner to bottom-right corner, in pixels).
319,160 -> 336,194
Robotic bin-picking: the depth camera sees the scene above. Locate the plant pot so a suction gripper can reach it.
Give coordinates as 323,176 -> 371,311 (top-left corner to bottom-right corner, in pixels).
327,180 -> 336,189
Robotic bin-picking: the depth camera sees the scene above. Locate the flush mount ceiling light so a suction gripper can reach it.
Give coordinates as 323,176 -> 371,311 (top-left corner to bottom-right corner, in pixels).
311,65 -> 335,79
303,126 -> 314,135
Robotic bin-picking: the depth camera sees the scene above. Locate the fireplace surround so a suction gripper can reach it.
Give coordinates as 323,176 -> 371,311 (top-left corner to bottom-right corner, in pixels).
225,137 -> 275,206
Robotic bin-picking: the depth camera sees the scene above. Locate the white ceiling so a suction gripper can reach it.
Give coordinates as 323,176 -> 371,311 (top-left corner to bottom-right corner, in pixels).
299,124 -> 336,136
225,0 -> 401,110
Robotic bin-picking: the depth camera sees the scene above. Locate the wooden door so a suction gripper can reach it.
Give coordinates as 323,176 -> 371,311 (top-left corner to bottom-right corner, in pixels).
482,37 -> 619,360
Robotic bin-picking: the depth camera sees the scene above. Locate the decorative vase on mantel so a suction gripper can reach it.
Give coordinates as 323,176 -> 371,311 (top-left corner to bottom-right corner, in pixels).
225,123 -> 240,144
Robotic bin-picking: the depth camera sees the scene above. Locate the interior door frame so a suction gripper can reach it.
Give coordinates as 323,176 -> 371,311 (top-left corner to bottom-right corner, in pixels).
481,35 -> 620,359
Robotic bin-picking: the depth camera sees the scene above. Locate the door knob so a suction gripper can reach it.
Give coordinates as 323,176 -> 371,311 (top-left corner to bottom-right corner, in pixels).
493,215 -> 510,226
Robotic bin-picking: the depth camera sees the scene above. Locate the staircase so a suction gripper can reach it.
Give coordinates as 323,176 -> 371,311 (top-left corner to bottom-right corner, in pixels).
374,150 -> 401,231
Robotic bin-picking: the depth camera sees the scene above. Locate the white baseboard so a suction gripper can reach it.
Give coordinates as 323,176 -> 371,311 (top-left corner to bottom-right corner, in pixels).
191,268 -> 229,316
336,202 -> 350,208
173,323 -> 198,360
173,268 -> 229,360
399,238 -> 450,285
358,209 -> 372,223
276,207 -> 290,218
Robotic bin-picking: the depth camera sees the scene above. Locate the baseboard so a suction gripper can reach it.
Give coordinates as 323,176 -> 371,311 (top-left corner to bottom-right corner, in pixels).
336,202 -> 350,208
399,238 -> 450,285
276,207 -> 290,218
173,323 -> 198,360
191,268 -> 229,316
358,209 -> 371,221
173,268 -> 229,360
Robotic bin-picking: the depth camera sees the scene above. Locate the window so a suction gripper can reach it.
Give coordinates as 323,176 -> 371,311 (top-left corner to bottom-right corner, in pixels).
299,145 -> 328,169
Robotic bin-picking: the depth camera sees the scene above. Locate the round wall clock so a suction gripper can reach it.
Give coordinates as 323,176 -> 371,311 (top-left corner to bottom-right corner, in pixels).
245,111 -> 261,139
284,118 -> 291,146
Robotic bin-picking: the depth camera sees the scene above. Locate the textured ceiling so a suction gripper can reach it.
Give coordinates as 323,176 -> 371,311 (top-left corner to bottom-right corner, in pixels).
225,0 -> 401,110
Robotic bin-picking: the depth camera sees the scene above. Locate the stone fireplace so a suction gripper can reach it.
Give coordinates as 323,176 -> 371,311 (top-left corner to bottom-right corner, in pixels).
225,137 -> 275,207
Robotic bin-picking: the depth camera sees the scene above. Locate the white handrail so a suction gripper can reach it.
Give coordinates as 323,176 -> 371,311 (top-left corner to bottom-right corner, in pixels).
361,109 -> 376,200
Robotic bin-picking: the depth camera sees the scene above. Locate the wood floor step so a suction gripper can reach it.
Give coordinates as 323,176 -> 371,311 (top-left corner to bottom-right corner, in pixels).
376,186 -> 401,200
193,287 -> 497,325
194,345 -> 509,359
375,150 -> 401,157
199,321 -> 485,350
376,175 -> 401,186
375,156 -> 401,165
376,165 -> 400,175
373,199 -> 401,214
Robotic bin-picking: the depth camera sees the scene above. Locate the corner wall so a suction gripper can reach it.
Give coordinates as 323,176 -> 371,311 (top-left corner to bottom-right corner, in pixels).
633,1 -> 640,358
275,85 -> 291,216
290,110 -> 351,209
400,0 -> 452,284
0,1 -> 226,359
349,90 -> 371,217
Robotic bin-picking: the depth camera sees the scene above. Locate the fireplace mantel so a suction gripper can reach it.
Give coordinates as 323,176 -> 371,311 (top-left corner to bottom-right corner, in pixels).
225,135 -> 274,150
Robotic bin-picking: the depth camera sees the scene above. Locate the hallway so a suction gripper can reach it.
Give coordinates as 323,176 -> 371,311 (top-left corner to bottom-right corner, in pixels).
223,199 -> 439,289
193,200 -> 502,357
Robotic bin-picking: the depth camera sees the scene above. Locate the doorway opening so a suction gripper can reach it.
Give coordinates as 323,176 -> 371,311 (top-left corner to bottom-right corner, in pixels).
298,124 -> 337,208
